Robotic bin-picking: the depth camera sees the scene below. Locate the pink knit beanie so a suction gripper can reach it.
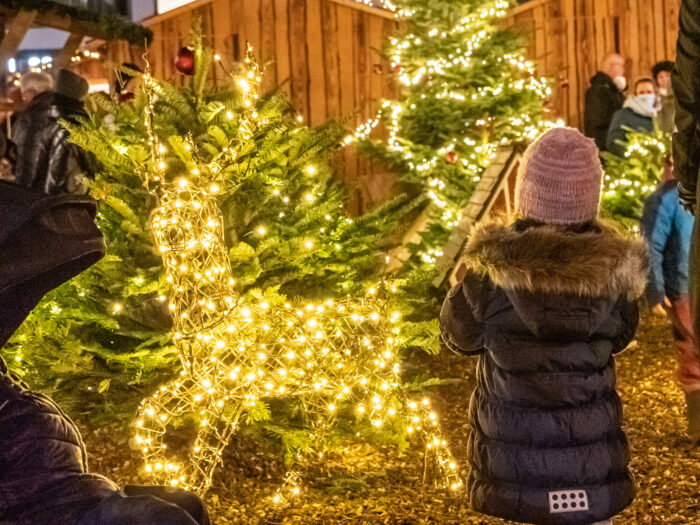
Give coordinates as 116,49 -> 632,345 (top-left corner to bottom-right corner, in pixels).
515,127 -> 603,225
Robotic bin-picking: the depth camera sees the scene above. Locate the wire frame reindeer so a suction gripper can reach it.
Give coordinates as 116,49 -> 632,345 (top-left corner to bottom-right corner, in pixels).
132,45 -> 463,505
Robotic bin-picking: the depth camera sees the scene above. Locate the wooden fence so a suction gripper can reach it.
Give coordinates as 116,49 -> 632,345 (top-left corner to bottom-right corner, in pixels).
503,0 -> 680,128
103,0 -> 399,212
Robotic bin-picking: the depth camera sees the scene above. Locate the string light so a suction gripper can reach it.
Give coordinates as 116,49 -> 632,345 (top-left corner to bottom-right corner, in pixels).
601,129 -> 671,222
345,0 -> 555,262
131,44 -> 462,505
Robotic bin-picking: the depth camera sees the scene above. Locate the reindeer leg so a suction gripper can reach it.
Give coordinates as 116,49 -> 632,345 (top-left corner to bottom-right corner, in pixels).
403,395 -> 464,494
135,378 -> 195,488
136,373 -> 249,496
185,396 -> 248,494
272,396 -> 336,508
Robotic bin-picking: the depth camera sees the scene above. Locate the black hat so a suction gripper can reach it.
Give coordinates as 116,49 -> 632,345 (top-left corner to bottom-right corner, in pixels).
652,60 -> 674,79
56,69 -> 90,101
0,182 -> 104,348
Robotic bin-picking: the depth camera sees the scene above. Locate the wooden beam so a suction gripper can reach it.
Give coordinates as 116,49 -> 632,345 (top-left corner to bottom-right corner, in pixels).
0,6 -> 146,48
0,10 -> 37,69
504,0 -> 557,19
327,0 -> 395,20
52,33 -> 84,71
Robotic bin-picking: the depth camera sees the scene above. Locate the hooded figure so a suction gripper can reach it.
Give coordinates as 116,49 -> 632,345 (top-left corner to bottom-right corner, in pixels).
441,128 -> 647,524
0,182 -> 209,524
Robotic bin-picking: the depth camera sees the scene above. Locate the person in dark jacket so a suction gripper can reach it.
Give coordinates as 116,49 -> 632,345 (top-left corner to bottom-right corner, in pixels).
0,182 -> 210,524
606,77 -> 657,156
12,69 -> 96,195
673,0 -> 700,441
441,128 -> 646,524
653,60 -> 676,134
640,167 -> 700,439
584,53 -> 627,151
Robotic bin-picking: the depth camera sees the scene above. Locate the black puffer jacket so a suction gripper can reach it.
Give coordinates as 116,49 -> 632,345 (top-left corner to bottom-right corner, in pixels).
584,72 -> 624,152
440,220 -> 648,524
0,183 -> 209,524
0,359 -> 119,523
12,91 -> 96,195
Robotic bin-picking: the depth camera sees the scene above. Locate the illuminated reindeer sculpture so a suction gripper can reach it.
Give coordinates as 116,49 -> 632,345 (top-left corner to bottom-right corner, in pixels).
133,48 -> 462,505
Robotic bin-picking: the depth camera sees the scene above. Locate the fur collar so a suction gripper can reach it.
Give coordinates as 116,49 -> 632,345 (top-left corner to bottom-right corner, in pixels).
464,221 -> 649,300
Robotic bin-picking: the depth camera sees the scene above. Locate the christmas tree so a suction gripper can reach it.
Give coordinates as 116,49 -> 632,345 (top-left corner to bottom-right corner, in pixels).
352,0 -> 550,269
601,125 -> 672,226
5,35 -> 412,425
6,38 -> 462,501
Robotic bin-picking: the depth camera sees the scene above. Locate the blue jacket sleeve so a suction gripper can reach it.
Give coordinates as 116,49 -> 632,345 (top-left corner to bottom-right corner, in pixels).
439,271 -> 487,356
641,190 -> 673,305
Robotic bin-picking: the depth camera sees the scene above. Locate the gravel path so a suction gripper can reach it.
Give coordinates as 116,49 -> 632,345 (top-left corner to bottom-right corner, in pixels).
81,314 -> 700,524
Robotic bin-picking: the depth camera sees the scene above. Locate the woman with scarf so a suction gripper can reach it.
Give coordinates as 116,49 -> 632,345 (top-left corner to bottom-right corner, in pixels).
606,77 -> 658,157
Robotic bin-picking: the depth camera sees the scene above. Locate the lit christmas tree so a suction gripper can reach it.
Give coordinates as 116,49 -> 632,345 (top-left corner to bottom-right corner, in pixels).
601,126 -> 672,226
352,0 -> 551,268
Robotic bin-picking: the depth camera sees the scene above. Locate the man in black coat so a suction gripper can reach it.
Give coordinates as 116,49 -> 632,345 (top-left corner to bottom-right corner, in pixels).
12,69 -> 96,195
584,53 -> 627,151
672,0 -> 700,441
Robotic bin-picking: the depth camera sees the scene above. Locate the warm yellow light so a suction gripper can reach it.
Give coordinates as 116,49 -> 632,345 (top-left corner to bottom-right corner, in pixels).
134,43 -> 462,509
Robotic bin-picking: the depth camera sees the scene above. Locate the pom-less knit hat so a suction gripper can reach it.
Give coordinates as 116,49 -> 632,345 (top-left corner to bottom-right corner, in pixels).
515,127 -> 603,225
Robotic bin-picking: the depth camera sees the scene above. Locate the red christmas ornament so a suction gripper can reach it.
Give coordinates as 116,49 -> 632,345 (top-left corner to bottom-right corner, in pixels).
175,46 -> 195,75
119,92 -> 135,103
392,64 -> 402,73
446,151 -> 459,164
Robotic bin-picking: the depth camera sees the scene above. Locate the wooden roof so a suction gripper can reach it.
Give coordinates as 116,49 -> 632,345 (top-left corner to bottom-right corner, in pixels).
0,1 -> 151,44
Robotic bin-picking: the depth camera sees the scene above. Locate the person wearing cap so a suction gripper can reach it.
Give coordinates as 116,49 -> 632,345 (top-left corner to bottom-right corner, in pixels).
0,182 -> 210,524
12,68 -> 96,195
652,60 -> 676,134
440,127 -> 647,524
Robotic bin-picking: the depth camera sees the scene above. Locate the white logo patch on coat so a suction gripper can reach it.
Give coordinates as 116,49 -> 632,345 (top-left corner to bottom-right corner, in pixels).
548,490 -> 589,513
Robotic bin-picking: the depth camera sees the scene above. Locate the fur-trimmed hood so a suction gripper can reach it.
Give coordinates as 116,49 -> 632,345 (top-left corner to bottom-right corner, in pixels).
464,220 -> 649,301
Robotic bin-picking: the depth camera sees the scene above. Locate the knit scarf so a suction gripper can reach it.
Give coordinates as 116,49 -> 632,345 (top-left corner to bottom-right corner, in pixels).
623,94 -> 657,118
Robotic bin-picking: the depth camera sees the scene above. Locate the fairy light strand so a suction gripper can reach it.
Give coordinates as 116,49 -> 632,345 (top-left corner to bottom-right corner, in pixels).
130,44 -> 462,505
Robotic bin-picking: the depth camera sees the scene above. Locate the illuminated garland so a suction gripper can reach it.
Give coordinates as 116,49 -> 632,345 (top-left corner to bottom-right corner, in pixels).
132,46 -> 462,505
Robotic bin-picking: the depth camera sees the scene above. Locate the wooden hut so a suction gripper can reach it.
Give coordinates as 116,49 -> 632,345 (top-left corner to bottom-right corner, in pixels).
503,0 -> 681,128
105,0 -> 399,212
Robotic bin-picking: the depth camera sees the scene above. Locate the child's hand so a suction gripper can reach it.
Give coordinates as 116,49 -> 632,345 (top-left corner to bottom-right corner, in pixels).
651,303 -> 667,317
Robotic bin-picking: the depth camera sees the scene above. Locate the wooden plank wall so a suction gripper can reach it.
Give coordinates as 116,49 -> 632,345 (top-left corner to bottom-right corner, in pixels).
103,0 -> 400,212
503,0 -> 680,129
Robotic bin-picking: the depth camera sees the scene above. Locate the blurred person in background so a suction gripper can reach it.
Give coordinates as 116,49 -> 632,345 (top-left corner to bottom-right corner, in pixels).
584,52 -> 627,152
653,60 -> 676,133
673,0 -> 700,443
12,69 -> 96,194
606,77 -> 657,156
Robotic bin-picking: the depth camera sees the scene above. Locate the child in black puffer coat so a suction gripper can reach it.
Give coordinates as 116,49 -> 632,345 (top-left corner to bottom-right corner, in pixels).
441,128 -> 648,525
